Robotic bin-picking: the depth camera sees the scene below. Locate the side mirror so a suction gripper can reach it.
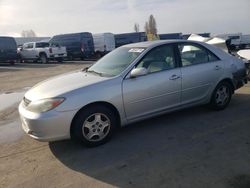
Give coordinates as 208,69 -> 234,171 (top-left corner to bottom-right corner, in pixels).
130,67 -> 148,78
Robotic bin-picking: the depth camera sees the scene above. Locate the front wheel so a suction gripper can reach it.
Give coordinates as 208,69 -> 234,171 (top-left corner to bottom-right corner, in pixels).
71,105 -> 117,147
210,81 -> 232,110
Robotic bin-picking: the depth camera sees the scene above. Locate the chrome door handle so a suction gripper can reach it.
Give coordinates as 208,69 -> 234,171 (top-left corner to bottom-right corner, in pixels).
215,65 -> 222,70
169,75 -> 181,80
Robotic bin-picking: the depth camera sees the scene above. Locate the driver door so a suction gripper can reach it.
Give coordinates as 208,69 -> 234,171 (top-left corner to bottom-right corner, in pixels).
122,44 -> 182,122
21,43 -> 35,59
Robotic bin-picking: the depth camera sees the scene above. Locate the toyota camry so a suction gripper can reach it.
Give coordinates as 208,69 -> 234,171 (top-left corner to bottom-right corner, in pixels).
19,40 -> 247,147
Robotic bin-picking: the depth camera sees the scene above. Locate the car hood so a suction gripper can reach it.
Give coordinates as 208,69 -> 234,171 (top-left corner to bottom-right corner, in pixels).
25,70 -> 109,101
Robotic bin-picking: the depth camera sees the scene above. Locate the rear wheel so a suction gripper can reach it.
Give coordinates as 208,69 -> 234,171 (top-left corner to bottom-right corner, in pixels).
68,55 -> 73,61
210,81 -> 232,110
57,57 -> 63,63
71,105 -> 117,147
40,54 -> 48,64
9,61 -> 15,65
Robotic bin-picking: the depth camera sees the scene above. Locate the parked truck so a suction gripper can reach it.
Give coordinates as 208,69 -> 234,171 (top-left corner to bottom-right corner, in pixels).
93,33 -> 115,58
18,42 -> 67,63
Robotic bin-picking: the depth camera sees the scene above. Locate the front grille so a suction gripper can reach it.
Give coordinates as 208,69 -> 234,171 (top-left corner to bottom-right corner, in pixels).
23,97 -> 31,107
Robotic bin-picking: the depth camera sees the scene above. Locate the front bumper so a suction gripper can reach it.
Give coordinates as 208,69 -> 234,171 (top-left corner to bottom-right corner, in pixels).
19,102 -> 77,142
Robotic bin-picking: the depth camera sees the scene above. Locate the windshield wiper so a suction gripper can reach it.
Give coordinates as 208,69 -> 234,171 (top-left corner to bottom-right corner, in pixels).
87,70 -> 114,77
87,70 -> 104,76
82,67 -> 89,72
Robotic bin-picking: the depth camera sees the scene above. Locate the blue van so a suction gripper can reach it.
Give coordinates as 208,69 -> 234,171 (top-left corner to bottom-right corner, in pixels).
0,36 -> 18,64
50,32 -> 94,60
159,33 -> 183,40
114,32 -> 147,48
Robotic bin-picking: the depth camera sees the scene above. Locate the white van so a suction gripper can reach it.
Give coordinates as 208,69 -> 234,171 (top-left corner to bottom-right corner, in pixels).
93,33 -> 115,57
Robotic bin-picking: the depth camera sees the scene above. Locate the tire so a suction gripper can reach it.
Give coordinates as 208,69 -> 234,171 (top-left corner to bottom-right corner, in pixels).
57,57 -> 63,63
68,55 -> 73,61
32,60 -> 37,63
96,52 -> 102,59
71,105 -> 117,147
9,61 -> 15,65
210,81 -> 232,110
16,54 -> 22,63
39,54 -> 48,64
16,57 -> 22,64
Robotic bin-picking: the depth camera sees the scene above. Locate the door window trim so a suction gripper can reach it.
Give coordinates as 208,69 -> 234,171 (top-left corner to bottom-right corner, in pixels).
176,42 -> 221,68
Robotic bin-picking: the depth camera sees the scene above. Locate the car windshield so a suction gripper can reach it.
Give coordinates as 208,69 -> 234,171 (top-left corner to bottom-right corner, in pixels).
87,47 -> 145,77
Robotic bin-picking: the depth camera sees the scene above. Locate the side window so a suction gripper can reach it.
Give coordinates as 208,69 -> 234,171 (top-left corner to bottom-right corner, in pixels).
136,45 -> 176,73
208,52 -> 219,62
26,43 -> 34,49
36,42 -> 49,48
178,44 -> 219,67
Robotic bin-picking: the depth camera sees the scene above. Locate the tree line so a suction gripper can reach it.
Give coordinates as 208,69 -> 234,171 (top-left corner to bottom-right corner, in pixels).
134,14 -> 159,40
20,14 -> 158,40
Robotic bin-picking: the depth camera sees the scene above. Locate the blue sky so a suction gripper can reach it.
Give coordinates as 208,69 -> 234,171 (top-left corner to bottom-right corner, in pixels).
0,0 -> 249,37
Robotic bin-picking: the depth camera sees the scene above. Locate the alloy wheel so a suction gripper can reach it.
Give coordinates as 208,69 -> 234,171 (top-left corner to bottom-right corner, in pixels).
82,113 -> 111,142
215,85 -> 230,106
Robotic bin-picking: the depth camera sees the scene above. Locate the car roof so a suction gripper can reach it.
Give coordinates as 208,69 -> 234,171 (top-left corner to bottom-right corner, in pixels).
0,36 -> 14,39
123,39 -> 198,48
53,32 -> 92,38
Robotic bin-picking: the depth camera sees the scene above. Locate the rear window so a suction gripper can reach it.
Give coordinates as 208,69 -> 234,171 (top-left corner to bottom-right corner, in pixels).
36,42 -> 49,48
0,37 -> 16,49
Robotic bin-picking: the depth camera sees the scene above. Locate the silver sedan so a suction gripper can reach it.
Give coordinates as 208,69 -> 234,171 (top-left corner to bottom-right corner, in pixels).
19,40 -> 247,147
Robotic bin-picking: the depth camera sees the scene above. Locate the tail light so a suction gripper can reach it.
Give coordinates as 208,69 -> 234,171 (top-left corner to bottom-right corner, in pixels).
81,44 -> 84,52
49,48 -> 52,53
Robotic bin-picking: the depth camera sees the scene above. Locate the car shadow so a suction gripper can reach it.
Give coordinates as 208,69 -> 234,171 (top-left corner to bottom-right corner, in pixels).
49,93 -> 250,187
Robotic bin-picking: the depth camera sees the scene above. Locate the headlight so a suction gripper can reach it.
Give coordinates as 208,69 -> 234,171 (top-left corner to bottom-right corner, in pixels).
26,98 -> 65,113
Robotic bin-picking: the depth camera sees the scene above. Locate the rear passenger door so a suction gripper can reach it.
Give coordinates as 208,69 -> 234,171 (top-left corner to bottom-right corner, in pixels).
178,43 -> 223,105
